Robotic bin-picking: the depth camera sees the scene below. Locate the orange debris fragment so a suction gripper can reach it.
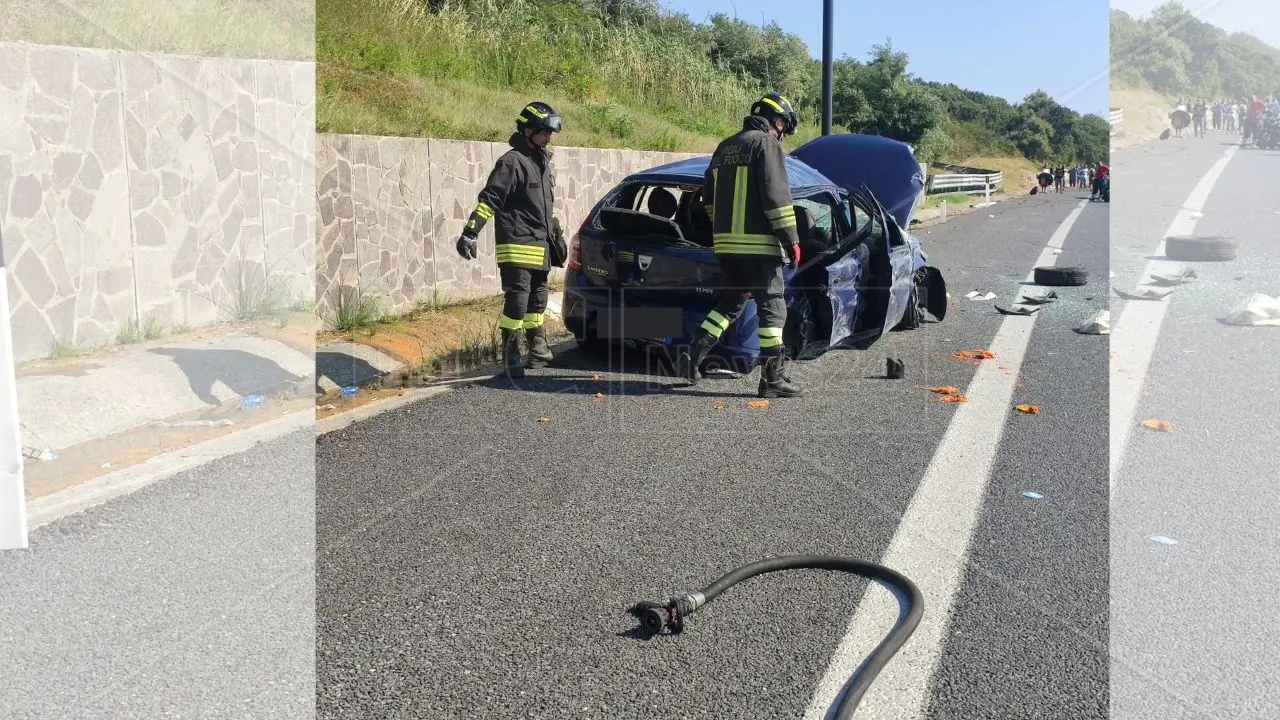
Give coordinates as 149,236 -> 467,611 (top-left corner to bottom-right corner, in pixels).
929,386 -> 961,394
940,393 -> 968,403
538,417 -> 551,423
746,400 -> 770,409
1140,419 -> 1173,432
1015,404 -> 1041,415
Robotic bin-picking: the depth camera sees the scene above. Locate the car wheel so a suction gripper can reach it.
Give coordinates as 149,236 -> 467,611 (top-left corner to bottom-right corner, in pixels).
1164,235 -> 1238,262
894,283 -> 921,331
1033,266 -> 1089,286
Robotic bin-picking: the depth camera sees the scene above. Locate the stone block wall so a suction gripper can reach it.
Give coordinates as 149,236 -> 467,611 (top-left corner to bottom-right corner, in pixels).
315,133 -> 700,325
0,42 -> 314,365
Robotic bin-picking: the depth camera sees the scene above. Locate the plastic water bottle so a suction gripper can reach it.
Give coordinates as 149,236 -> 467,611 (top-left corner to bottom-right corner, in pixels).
340,385 -> 357,401
242,394 -> 265,410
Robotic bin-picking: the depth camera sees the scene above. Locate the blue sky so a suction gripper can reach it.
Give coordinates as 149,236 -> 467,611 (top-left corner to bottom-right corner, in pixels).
1112,0 -> 1280,48
658,0 -> 1111,117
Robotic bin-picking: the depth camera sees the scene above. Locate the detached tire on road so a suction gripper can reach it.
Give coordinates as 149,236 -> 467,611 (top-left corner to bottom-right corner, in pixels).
1164,235 -> 1239,262
1033,266 -> 1088,286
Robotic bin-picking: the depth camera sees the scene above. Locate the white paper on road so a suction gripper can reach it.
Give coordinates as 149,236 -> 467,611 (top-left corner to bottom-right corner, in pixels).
1222,293 -> 1280,326
801,200 -> 1090,720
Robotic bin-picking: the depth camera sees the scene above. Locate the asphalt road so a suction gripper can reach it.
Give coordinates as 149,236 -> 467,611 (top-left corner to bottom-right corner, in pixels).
1109,132 -> 1280,719
0,429 -> 315,719
317,188 -> 1110,719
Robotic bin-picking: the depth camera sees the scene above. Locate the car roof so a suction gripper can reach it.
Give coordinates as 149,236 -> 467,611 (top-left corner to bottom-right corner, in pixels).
621,155 -> 838,195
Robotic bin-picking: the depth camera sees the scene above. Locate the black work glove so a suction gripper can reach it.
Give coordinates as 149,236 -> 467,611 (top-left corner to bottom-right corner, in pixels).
456,234 -> 477,261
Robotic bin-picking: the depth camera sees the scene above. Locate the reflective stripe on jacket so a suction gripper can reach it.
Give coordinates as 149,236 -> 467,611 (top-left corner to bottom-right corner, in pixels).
702,115 -> 800,260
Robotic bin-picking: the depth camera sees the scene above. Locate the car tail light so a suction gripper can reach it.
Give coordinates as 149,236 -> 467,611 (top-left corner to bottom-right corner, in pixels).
568,218 -> 587,271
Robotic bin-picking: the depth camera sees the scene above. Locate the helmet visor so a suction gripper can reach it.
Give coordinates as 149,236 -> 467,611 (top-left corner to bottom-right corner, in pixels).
542,114 -> 563,133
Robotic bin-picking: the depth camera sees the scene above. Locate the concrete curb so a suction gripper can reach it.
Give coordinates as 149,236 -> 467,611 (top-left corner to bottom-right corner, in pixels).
26,408 -> 315,530
316,339 -> 579,437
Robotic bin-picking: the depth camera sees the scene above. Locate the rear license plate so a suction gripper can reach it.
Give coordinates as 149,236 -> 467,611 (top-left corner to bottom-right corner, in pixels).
598,306 -> 684,339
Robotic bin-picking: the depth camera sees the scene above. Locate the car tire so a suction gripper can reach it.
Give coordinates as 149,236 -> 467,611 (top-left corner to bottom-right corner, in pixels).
1164,235 -> 1239,262
894,283 -> 921,331
1033,266 -> 1089,286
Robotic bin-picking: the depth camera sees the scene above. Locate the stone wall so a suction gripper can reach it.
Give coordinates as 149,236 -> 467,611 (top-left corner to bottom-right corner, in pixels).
315,133 -> 700,324
0,42 -> 314,364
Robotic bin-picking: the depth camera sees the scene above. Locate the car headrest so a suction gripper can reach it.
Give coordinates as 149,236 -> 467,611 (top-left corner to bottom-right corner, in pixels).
646,187 -> 678,219
793,204 -> 812,240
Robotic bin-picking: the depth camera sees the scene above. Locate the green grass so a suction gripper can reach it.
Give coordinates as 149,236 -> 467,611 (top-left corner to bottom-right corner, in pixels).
921,193 -> 975,210
1,0 -> 312,60
316,0 -> 832,153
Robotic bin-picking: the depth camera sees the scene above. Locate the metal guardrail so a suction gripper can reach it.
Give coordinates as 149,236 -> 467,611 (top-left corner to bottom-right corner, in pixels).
1110,107 -> 1123,135
925,169 -> 1003,196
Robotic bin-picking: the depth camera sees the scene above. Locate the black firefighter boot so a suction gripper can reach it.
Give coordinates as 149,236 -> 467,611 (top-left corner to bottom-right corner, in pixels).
500,328 -> 525,379
758,351 -> 802,398
525,325 -> 553,368
673,332 -> 717,386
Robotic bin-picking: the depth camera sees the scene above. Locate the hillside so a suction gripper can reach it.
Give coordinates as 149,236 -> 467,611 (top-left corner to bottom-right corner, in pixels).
317,0 -> 1108,168
1112,2 -> 1280,98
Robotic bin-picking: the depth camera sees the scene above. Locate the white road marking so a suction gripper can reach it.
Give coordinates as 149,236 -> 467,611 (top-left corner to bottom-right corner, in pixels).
1108,146 -> 1236,496
802,200 -> 1090,719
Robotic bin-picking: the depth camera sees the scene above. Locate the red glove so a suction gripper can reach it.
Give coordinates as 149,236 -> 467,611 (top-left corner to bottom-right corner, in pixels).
790,243 -> 802,267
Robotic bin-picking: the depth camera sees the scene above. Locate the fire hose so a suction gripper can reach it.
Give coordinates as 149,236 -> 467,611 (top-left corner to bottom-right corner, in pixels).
627,554 -> 923,719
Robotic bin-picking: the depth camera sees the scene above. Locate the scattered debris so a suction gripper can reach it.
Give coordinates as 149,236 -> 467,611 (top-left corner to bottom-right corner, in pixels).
1140,419 -> 1174,432
714,400 -> 726,412
746,399 -> 770,409
886,358 -> 905,379
22,446 -> 57,462
1074,310 -> 1111,335
939,393 -> 969,403
1015,404 -> 1042,415
318,403 -> 337,411
953,349 -> 996,361
538,417 -> 551,423
1019,291 -> 1058,305
996,304 -> 1039,316
1114,286 -> 1173,301
243,394 -> 266,409
929,386 -> 961,395
965,290 -> 997,301
1021,491 -> 1044,499
592,374 -> 601,380
1052,248 -> 1063,255
1191,211 -> 1204,219
1222,293 -> 1280,326
593,393 -> 605,401
1148,535 -> 1179,545
1146,267 -> 1197,286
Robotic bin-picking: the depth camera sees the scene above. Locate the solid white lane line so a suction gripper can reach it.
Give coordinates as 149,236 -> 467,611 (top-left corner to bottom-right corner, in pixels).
1109,146 -> 1237,496
802,200 -> 1089,720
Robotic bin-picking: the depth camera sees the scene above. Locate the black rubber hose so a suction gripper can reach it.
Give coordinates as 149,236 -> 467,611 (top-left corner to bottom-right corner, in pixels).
628,554 -> 923,720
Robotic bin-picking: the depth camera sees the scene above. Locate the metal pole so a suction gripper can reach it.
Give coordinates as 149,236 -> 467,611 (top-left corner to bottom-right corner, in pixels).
0,219 -> 28,550
822,0 -> 833,135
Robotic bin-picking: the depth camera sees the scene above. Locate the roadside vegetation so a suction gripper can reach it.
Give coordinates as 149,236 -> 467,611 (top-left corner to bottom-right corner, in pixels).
1112,2 -> 1280,100
0,0 -> 312,60
318,0 -> 1109,166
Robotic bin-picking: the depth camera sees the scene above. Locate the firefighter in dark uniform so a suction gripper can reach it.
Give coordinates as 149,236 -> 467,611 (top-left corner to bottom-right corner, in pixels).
675,92 -> 803,398
456,101 -> 564,378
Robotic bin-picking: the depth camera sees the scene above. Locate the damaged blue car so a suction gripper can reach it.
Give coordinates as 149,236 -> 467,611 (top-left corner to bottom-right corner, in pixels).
561,133 -> 949,373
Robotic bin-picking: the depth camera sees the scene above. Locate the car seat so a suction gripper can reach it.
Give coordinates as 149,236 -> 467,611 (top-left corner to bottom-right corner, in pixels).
646,186 -> 678,220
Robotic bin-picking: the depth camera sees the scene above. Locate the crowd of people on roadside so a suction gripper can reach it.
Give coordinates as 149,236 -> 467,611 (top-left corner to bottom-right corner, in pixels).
1167,96 -> 1280,142
1036,162 -> 1107,196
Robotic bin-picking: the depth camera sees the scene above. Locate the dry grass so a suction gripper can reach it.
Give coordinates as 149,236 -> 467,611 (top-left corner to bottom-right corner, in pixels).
956,155 -> 1042,194
1111,87 -> 1178,148
0,0 -> 312,60
318,294 -> 568,378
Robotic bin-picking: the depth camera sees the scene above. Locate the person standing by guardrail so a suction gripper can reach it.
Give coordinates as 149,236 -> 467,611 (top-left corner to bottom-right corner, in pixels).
456,101 -> 568,379
674,92 -> 804,398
